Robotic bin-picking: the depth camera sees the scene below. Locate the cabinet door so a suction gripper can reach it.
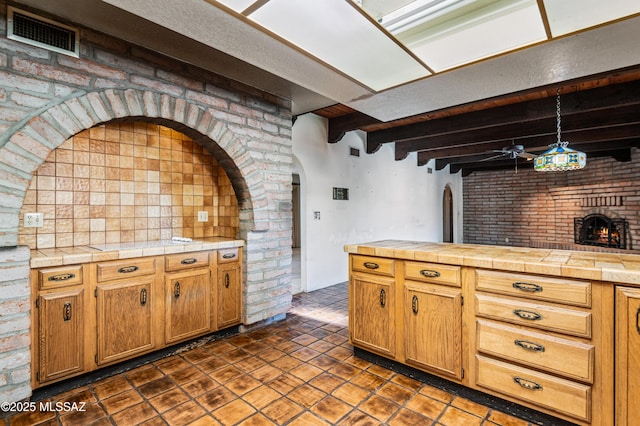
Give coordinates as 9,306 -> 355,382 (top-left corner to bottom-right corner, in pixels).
616,286 -> 640,425
217,264 -> 241,329
37,288 -> 84,383
350,273 -> 396,358
96,279 -> 154,365
166,269 -> 211,343
404,282 -> 462,379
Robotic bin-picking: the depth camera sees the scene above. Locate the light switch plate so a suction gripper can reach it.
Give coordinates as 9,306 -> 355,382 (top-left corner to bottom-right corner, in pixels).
197,211 -> 208,222
24,212 -> 44,228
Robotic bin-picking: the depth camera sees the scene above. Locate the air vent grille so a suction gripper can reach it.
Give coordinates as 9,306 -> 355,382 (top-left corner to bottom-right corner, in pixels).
8,7 -> 79,57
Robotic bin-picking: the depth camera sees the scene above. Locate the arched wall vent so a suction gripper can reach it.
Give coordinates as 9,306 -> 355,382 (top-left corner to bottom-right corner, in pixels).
7,7 -> 79,57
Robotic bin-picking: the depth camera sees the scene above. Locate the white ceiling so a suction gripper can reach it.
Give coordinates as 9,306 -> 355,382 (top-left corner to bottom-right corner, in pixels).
11,0 -> 640,120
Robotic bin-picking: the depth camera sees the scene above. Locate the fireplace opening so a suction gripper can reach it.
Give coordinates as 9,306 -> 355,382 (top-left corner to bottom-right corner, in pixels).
574,214 -> 627,249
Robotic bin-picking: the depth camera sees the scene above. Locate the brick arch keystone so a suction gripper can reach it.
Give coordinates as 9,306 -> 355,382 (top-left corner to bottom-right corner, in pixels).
0,88 -> 269,247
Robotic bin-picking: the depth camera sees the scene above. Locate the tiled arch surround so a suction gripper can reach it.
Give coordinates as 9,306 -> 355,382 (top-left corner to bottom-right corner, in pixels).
0,6 -> 293,402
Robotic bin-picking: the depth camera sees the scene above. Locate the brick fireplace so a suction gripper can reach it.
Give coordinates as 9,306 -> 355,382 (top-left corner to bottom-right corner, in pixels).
463,149 -> 640,252
0,3 -> 292,403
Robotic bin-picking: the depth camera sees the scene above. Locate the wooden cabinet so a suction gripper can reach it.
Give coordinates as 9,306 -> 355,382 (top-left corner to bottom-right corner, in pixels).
95,258 -> 157,365
615,286 -> 640,426
217,262 -> 242,329
32,246 -> 242,388
404,282 -> 462,378
165,253 -> 212,344
32,265 -> 88,386
403,261 -> 463,379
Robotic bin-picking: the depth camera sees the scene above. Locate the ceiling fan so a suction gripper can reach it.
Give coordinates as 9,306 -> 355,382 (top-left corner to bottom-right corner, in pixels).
481,144 -> 537,162
480,143 -> 537,173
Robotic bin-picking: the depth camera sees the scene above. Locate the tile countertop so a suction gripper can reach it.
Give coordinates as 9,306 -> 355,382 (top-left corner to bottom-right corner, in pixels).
30,237 -> 245,268
344,240 -> 640,286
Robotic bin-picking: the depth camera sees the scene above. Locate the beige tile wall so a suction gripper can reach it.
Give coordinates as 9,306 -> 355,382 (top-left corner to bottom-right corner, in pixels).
18,122 -> 239,249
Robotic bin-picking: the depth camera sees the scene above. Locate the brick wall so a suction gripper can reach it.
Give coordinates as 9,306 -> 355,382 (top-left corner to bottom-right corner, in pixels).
0,2 -> 292,403
463,149 -> 640,252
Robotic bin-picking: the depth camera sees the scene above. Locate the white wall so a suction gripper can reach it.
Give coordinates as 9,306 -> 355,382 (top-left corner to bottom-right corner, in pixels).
292,113 -> 463,292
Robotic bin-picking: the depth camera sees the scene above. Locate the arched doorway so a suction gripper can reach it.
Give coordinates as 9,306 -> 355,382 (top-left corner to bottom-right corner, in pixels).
443,185 -> 454,243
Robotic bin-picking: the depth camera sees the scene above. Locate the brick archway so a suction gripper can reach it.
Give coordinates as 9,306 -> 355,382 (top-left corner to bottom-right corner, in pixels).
0,88 -> 267,246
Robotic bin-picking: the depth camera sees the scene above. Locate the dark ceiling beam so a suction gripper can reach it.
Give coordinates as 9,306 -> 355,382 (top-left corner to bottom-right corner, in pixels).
416,122 -> 640,165
327,111 -> 381,144
366,79 -> 640,153
396,103 -> 640,160
456,147 -> 635,176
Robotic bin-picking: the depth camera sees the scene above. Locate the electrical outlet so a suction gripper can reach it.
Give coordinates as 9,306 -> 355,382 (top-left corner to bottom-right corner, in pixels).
24,212 -> 44,228
197,211 -> 208,222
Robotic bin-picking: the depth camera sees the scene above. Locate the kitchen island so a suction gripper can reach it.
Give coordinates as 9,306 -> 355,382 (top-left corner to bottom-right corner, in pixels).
345,240 -> 640,425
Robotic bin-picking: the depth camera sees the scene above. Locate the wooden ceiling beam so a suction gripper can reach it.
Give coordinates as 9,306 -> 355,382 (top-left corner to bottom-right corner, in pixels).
327,111 -> 381,144
366,79 -> 640,153
395,103 -> 640,160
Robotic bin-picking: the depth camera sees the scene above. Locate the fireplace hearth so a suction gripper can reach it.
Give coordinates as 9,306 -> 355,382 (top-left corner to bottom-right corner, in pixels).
574,214 -> 627,249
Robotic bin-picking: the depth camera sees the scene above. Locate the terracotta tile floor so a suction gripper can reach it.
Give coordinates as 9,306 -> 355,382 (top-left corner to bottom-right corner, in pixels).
6,283 -> 541,426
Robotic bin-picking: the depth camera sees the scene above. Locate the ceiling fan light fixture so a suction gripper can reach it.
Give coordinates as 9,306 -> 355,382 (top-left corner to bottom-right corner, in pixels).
534,90 -> 587,172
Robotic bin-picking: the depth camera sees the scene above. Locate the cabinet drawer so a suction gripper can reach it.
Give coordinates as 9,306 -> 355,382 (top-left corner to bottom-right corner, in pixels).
352,255 -> 395,277
475,293 -> 592,338
476,269 -> 591,307
476,356 -> 591,423
476,319 -> 594,383
38,265 -> 83,290
217,248 -> 240,264
165,251 -> 210,272
405,261 -> 460,287
96,257 -> 156,282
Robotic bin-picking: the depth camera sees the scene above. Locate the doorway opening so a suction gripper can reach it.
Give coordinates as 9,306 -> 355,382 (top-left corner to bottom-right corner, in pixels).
292,173 -> 302,293
443,185 -> 454,243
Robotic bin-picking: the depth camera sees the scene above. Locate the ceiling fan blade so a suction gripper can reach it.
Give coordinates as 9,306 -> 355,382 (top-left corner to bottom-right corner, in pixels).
518,152 -> 537,159
479,154 -> 504,162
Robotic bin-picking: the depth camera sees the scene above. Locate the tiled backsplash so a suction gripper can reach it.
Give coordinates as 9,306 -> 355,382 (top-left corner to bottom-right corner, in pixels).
19,122 -> 239,249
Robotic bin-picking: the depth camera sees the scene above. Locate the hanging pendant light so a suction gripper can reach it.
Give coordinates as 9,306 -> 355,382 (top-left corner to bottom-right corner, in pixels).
534,90 -> 587,172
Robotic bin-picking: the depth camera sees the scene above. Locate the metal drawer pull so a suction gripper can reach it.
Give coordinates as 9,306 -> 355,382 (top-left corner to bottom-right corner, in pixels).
513,377 -> 543,391
222,253 -> 236,259
174,282 -> 181,299
420,269 -> 441,278
118,265 -> 139,274
140,288 -> 147,306
513,309 -> 542,321
380,289 -> 386,307
514,339 -> 545,353
636,307 -> 640,334
512,282 -> 543,293
225,273 -> 230,288
411,295 -> 419,314
180,258 -> 197,265
364,262 -> 379,270
63,302 -> 72,321
49,273 -> 75,282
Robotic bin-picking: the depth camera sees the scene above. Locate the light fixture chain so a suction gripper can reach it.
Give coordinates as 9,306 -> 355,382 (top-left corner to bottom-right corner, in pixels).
556,89 -> 562,145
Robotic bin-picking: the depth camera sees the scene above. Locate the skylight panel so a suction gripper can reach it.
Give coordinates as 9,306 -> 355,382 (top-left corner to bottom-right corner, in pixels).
543,0 -> 640,36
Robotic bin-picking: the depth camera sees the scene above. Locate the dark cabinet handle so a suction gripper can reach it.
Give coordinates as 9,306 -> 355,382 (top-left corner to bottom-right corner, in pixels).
180,258 -> 197,265
636,307 -> 640,334
222,253 -> 236,259
118,265 -> 139,274
513,309 -> 542,321
513,282 -> 543,293
174,282 -> 181,299
63,302 -> 72,321
49,273 -> 75,282
225,273 -> 230,288
379,289 -> 386,307
513,377 -> 542,391
514,339 -> 545,353
140,288 -> 147,306
420,270 -> 441,278
411,295 -> 419,314
364,262 -> 379,270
